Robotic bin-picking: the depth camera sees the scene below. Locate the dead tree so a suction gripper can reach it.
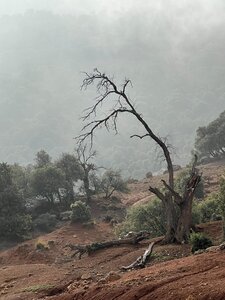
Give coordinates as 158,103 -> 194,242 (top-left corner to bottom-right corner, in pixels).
66,231 -> 151,259
77,69 -> 201,243
76,145 -> 97,203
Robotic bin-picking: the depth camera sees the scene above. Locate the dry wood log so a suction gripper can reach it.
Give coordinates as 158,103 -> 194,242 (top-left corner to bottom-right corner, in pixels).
66,231 -> 150,259
121,241 -> 155,271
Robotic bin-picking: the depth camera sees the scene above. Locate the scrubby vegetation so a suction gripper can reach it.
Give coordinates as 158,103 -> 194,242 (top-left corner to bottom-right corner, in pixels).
70,200 -> 92,224
0,148 -> 128,241
115,198 -> 166,237
0,163 -> 32,240
189,232 -> 212,253
33,213 -> 57,233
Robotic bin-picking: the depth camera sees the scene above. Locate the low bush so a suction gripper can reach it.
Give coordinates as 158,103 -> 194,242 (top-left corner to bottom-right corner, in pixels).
33,213 -> 57,232
189,232 -> 212,253
36,241 -> 49,251
0,214 -> 32,240
70,200 -> 91,223
192,194 -> 221,224
115,198 -> 166,237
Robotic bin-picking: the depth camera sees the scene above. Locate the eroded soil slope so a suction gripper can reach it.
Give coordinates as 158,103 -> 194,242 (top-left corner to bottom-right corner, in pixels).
0,221 -> 224,300
1,160 -> 225,299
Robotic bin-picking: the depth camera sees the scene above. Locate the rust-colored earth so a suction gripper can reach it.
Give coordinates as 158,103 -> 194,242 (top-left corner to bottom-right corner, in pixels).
0,160 -> 225,300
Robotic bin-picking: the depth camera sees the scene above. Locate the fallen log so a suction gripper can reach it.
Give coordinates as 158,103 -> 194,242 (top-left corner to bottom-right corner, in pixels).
121,241 -> 155,271
66,231 -> 150,259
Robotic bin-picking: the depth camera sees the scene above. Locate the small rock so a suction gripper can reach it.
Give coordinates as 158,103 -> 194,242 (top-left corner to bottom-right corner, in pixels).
98,279 -> 106,284
81,273 -> 92,280
194,249 -> 205,255
205,246 -> 219,252
104,271 -> 121,283
219,242 -> 225,250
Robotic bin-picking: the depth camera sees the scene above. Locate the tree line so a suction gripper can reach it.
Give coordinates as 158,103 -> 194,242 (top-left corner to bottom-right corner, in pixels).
0,147 -> 128,240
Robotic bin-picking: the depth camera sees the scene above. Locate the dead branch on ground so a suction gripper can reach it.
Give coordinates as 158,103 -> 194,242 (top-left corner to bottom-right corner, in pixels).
121,241 -> 155,271
65,231 -> 151,259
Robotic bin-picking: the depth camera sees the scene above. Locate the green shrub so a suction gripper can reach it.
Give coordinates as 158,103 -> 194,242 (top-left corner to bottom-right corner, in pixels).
0,214 -> 32,240
191,201 -> 201,225
0,163 -> 32,240
189,232 -> 212,253
115,198 -> 166,237
70,200 -> 91,223
33,213 -> 57,232
193,194 -> 220,223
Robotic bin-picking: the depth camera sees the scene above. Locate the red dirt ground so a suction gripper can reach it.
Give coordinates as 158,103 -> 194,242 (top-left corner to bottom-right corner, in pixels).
0,221 -> 223,300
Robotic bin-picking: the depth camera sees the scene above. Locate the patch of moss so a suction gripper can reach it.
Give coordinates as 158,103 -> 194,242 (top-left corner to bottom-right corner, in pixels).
22,284 -> 54,292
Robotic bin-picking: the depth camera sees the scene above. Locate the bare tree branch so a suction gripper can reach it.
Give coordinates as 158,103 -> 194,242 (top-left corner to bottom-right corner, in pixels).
149,186 -> 166,201
161,180 -> 183,204
76,108 -> 132,147
130,134 -> 150,139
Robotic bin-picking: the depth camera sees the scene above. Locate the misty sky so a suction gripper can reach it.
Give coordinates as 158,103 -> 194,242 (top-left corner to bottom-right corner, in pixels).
0,0 -> 225,22
0,0 -> 225,177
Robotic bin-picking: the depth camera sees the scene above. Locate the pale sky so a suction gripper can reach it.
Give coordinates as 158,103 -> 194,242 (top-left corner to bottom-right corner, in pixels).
0,0 -> 225,174
0,0 -> 224,23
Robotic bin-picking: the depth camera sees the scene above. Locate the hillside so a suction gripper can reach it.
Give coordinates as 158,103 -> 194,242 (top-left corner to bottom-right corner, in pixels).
121,159 -> 225,207
0,160 -> 225,300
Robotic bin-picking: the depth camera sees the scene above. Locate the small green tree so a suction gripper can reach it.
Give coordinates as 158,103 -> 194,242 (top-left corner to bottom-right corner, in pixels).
56,153 -> 82,205
0,163 -> 32,240
70,200 -> 91,223
194,110 -> 225,161
31,165 -> 65,207
100,170 -> 128,199
10,163 -> 33,198
35,150 -> 52,168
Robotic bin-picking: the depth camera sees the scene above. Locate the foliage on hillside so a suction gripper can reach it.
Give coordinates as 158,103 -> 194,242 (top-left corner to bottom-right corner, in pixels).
195,110 -> 225,162
0,163 -> 32,240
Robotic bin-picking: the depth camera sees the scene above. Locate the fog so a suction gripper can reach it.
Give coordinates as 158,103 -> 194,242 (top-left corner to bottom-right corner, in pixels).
0,0 -> 225,178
